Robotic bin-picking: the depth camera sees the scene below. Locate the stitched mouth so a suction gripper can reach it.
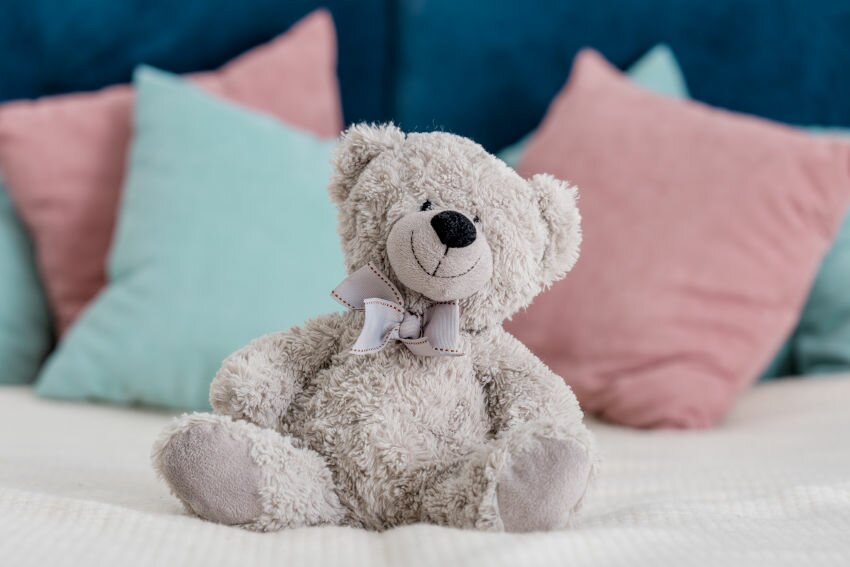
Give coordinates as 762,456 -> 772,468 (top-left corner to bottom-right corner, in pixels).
410,231 -> 481,279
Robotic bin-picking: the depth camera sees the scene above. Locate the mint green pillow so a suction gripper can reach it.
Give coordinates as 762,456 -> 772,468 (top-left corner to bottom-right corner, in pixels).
498,44 -> 689,167
0,183 -> 52,384
36,67 -> 343,410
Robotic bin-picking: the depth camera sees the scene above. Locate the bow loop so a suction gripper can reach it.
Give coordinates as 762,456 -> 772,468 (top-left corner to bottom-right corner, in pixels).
331,263 -> 463,357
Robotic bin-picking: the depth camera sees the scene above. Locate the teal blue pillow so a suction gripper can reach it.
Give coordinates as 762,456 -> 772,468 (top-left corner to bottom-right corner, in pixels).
36,67 -> 344,410
395,0 -> 850,152
0,183 -> 52,384
793,211 -> 850,374
623,44 -> 690,100
497,44 -> 689,167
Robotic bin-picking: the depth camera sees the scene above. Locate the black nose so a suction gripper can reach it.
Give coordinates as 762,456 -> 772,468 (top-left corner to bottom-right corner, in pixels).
430,210 -> 477,248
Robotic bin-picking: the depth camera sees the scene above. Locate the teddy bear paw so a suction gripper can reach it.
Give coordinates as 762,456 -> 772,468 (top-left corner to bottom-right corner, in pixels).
154,415 -> 265,526
496,436 -> 593,532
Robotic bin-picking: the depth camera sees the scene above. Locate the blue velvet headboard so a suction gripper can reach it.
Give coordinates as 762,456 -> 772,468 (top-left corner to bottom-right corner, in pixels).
3,0 -> 849,150
0,0 -> 391,124
393,0 -> 850,150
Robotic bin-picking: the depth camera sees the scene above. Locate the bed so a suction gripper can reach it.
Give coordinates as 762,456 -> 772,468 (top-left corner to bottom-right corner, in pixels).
1,377 -> 848,567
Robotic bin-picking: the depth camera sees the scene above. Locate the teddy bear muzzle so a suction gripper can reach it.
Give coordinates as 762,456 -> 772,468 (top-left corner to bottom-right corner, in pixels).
386,208 -> 493,302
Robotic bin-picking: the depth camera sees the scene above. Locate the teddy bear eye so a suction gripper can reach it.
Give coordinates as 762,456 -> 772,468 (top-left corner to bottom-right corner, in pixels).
473,215 -> 481,223
420,200 -> 433,211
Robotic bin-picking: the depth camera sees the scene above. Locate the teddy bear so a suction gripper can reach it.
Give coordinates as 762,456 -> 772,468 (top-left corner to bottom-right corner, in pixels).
152,123 -> 597,532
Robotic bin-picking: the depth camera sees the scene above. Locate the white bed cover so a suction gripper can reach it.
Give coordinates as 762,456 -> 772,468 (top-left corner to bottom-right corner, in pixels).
1,377 -> 848,567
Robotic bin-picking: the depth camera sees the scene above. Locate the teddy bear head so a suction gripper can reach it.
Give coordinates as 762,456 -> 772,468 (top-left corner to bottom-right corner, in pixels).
329,123 -> 581,331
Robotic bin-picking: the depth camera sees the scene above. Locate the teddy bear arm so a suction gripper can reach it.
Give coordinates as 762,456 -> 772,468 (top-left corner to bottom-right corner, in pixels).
468,330 -> 598,530
479,329 -> 586,434
209,312 -> 344,430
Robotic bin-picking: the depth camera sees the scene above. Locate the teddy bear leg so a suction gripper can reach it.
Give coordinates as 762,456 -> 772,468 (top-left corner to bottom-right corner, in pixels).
420,424 -> 595,532
419,449 -> 505,531
152,413 -> 345,531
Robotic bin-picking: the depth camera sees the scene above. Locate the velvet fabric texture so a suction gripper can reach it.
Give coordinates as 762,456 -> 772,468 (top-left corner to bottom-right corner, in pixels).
0,0 -> 388,123
0,10 -> 341,336
394,0 -> 850,151
505,50 -> 850,429
4,1 -> 850,147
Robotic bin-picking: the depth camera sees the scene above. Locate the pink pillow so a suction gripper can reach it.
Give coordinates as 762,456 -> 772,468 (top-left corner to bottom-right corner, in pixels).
0,10 -> 341,335
506,50 -> 850,429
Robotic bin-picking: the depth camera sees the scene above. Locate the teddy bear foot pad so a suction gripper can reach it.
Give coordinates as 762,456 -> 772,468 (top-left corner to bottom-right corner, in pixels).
153,414 -> 345,530
496,435 -> 593,532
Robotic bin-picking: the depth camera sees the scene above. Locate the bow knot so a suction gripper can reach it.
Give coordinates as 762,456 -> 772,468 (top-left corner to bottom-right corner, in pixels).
331,263 -> 463,357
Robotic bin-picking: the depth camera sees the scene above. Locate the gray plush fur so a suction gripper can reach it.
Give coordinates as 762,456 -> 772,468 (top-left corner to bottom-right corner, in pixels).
152,124 -> 597,532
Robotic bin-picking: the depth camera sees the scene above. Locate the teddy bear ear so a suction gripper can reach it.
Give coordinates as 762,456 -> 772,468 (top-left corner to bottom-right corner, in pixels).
328,122 -> 405,204
528,173 -> 582,287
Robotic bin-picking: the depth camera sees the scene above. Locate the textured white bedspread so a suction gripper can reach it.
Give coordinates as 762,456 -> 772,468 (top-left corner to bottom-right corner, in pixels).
1,377 -> 849,567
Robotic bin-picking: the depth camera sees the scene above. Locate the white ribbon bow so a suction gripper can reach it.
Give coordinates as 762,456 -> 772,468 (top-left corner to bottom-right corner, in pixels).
331,263 -> 463,357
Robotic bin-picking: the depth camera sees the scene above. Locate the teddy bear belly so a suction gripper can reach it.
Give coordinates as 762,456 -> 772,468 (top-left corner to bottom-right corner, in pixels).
285,355 -> 491,527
